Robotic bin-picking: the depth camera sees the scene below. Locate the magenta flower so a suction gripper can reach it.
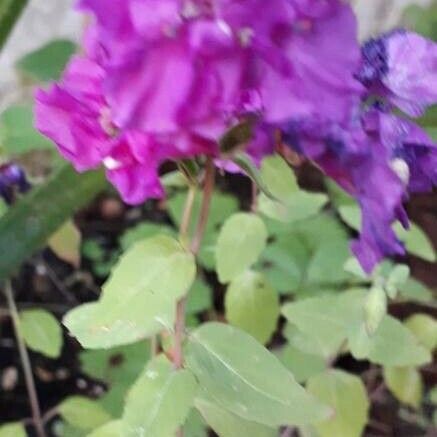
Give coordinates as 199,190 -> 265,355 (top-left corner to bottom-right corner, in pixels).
357,30 -> 437,117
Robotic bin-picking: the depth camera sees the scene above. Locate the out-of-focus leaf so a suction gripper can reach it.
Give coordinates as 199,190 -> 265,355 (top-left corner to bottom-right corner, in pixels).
0,0 -> 28,51
0,105 -> 53,154
183,409 -> 208,437
404,313 -> 437,351
394,222 -> 436,262
398,277 -> 433,302
122,355 -> 198,437
196,397 -> 277,437
307,370 -> 369,437
216,213 -> 267,283
120,222 -> 175,250
0,164 -> 106,281
225,270 -> 279,344
383,367 -> 423,409
16,39 -> 76,82
348,316 -> 431,367
186,278 -> 212,315
87,421 -> 122,437
48,220 -> 81,267
276,344 -> 326,383
282,290 -> 365,358
19,309 -> 63,358
64,235 -> 196,349
58,396 -> 111,430
186,322 -> 330,427
0,422 -> 26,437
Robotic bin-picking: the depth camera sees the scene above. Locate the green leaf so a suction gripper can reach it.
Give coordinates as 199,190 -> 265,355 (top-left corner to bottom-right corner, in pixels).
0,0 -> 28,51
364,286 -> 387,335
398,277 -> 433,302
120,222 -> 175,250
186,278 -> 212,315
0,422 -> 26,437
48,220 -> 81,267
216,213 -> 267,283
383,367 -> 423,409
258,156 -> 328,223
122,355 -> 198,437
276,344 -> 326,384
225,270 -> 279,344
196,397 -> 277,437
338,205 -> 361,231
87,421 -> 122,437
186,322 -> 330,427
58,396 -> 111,430
16,39 -> 76,82
404,314 -> 437,351
64,235 -> 196,348
0,164 -> 106,281
183,409 -> 208,437
385,264 -> 410,299
0,104 -> 54,154
348,316 -> 431,367
19,309 -> 62,358
307,370 -> 369,437
282,290 -> 365,358
394,222 -> 436,262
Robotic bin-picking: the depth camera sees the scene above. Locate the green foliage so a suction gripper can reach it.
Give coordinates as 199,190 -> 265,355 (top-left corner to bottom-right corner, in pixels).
58,396 -> 112,430
87,421 -> 122,437
225,270 -> 279,344
64,235 -> 196,348
122,355 -> 197,436
0,164 -> 106,280
404,314 -> 437,351
195,397 -> 277,437
307,370 -> 369,437
258,156 -> 328,223
48,220 -> 81,267
0,104 -> 54,154
186,322 -> 330,427
16,39 -> 76,82
383,367 -> 423,409
394,222 -> 436,262
0,423 -> 26,437
216,213 -> 267,283
0,0 -> 28,51
19,309 -> 62,358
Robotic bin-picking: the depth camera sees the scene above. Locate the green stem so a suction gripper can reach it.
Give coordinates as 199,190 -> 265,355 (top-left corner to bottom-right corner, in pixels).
4,281 -> 46,437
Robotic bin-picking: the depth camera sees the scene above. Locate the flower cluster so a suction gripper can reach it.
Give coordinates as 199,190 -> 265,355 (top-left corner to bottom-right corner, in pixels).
35,0 -> 437,272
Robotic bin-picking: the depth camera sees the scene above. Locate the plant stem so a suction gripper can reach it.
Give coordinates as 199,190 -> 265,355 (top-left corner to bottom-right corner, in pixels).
4,281 -> 46,437
173,158 -> 215,370
179,184 -> 196,242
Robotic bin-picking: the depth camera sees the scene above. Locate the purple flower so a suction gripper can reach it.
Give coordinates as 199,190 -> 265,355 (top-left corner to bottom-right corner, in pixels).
357,31 -> 437,117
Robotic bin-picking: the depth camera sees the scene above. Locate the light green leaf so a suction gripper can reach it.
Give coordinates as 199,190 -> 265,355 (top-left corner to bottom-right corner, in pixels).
364,286 -> 387,335
183,409 -> 208,437
216,213 -> 267,283
398,277 -> 433,302
196,397 -> 277,437
258,156 -> 328,223
58,396 -> 111,430
259,191 -> 328,224
0,422 -> 26,437
122,355 -> 198,437
404,314 -> 437,351
16,39 -> 76,82
338,205 -> 361,231
307,370 -> 369,437
49,220 -> 81,267
282,290 -> 365,358
87,421 -> 122,437
186,322 -> 330,427
225,271 -> 279,344
0,104 -> 53,154
186,278 -> 212,315
394,222 -> 436,262
120,222 -> 175,250
276,344 -> 326,383
64,235 -> 196,348
348,316 -> 431,367
383,367 -> 423,409
385,264 -> 410,299
19,309 -> 62,358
